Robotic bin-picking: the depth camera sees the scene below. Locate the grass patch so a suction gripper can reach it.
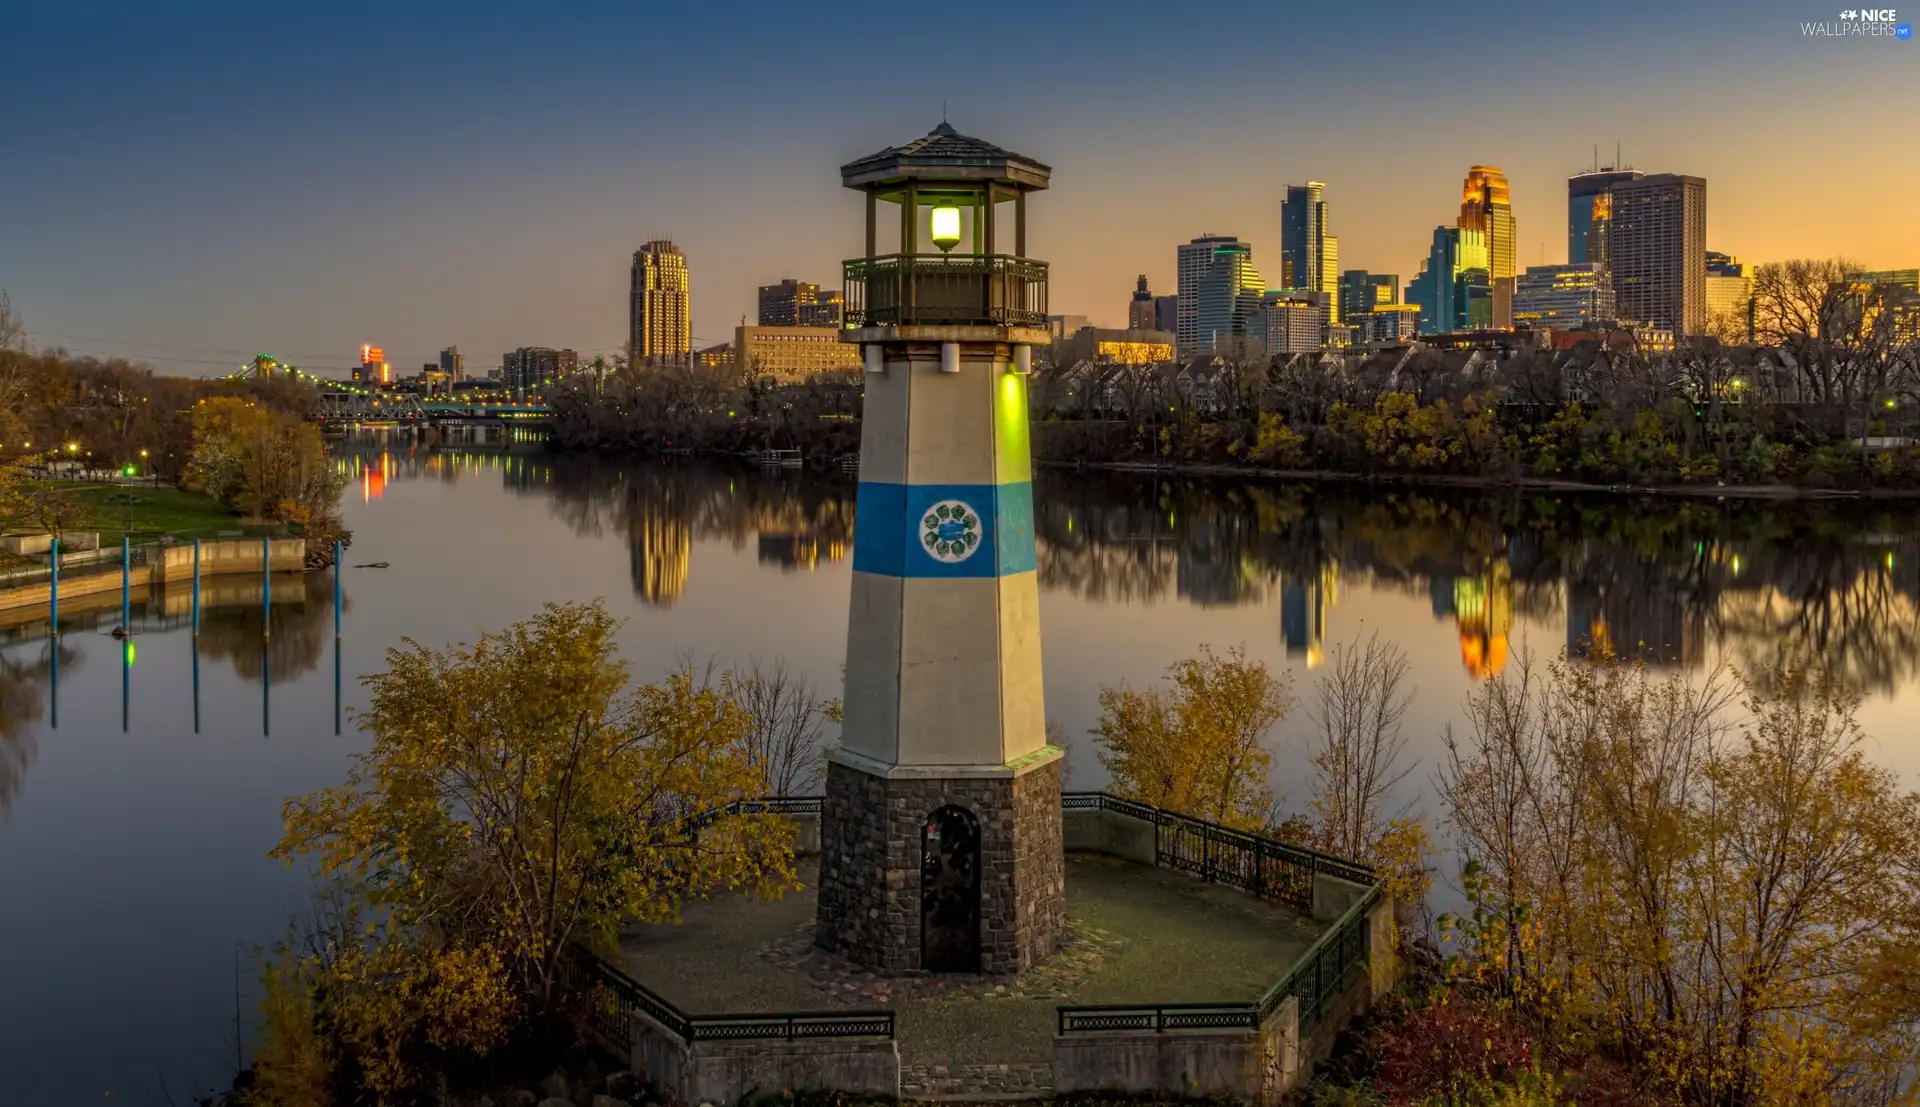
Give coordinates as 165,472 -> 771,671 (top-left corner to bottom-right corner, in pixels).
41,482 -> 273,542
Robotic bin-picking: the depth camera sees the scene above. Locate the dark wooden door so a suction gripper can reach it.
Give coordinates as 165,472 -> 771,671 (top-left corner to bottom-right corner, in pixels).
920,805 -> 982,973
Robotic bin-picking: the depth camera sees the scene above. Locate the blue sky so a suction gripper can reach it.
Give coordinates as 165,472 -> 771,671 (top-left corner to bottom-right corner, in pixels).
3,0 -> 1915,375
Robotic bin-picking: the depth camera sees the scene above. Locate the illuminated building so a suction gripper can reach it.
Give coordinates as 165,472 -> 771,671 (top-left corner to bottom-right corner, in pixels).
501,346 -> 579,393
759,279 -> 821,326
1128,275 -> 1157,330
1609,173 -> 1707,336
1055,327 -> 1175,366
1567,167 -> 1642,267
1351,304 -> 1420,343
799,289 -> 845,328
1704,252 -> 1753,339
630,240 -> 692,366
1280,564 -> 1338,668
1514,263 -> 1615,328
1282,182 -> 1340,322
356,345 -> 391,385
696,342 -> 734,370
732,325 -> 863,381
631,514 -> 691,606
1255,290 -> 1330,354
1194,242 -> 1263,355
1847,268 -> 1920,291
1459,166 -> 1516,328
1176,234 -> 1243,357
1407,226 -> 1488,334
1339,271 -> 1398,322
438,346 -> 466,382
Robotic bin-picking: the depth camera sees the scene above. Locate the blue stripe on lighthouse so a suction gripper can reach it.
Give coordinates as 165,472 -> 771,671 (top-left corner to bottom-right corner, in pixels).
853,481 -> 1037,579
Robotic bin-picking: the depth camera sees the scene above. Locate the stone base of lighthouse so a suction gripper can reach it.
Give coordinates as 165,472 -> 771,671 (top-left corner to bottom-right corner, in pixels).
815,748 -> 1066,976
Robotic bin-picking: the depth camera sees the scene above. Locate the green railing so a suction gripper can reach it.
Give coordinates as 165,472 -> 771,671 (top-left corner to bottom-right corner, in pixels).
842,253 -> 1048,328
560,945 -> 894,1052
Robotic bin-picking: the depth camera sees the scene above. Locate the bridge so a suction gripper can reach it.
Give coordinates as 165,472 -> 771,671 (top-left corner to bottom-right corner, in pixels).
317,390 -> 554,427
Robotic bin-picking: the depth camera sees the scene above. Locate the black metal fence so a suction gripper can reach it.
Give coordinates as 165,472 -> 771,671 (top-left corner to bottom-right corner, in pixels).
1061,791 -> 1376,911
843,253 -> 1049,328
560,945 -> 895,1051
1259,882 -> 1381,1034
1057,1002 -> 1258,1035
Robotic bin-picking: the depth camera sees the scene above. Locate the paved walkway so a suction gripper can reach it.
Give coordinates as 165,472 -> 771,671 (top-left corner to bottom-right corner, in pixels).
620,852 -> 1326,1096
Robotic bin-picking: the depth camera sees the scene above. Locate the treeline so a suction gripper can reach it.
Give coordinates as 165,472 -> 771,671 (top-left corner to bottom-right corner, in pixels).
0,343 -> 319,481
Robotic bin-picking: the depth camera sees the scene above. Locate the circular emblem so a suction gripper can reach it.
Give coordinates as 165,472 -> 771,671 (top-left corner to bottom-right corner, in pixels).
920,499 -> 982,563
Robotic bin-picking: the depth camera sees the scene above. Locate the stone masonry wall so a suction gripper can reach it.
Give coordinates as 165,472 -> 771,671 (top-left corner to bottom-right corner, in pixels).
816,758 -> 1065,975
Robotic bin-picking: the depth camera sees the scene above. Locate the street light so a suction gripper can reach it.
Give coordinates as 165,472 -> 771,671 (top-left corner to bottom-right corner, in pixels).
929,205 -> 962,252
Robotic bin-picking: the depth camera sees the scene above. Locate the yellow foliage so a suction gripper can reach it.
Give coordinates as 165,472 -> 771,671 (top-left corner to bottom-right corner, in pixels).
1092,644 -> 1291,828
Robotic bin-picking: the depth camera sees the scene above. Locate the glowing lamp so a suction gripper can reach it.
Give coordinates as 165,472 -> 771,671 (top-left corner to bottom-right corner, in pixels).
929,205 -> 962,252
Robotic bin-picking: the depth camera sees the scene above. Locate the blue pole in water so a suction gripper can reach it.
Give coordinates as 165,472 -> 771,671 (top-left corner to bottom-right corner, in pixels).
120,536 -> 131,631
191,539 -> 201,637
49,537 -> 59,639
333,539 -> 342,637
192,630 -> 201,735
261,536 -> 271,641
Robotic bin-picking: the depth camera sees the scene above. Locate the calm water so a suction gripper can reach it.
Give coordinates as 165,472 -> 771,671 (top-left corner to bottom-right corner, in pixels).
4,435 -> 1918,1104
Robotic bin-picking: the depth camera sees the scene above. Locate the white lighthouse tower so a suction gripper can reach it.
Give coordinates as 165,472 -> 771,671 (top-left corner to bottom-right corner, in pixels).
814,123 -> 1064,976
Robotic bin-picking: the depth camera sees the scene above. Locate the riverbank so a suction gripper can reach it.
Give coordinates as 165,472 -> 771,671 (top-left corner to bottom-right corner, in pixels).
43,482 -> 275,542
1039,458 -> 1911,501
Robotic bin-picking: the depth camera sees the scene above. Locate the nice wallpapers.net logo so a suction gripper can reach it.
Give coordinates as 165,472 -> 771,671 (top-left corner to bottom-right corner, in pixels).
1803,8 -> 1913,36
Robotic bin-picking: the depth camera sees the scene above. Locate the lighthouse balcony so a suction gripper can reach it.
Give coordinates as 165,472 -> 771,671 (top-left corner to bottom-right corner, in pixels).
842,253 -> 1048,329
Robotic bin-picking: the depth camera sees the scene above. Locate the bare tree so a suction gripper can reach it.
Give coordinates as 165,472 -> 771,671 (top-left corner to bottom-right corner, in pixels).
726,658 -> 830,796
0,291 -> 25,352
1303,631 -> 1416,859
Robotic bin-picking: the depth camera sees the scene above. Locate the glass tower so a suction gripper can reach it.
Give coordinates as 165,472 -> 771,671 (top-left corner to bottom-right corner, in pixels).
1459,166 -> 1516,329
1194,243 -> 1263,354
1282,182 -> 1339,323
1567,168 -> 1643,267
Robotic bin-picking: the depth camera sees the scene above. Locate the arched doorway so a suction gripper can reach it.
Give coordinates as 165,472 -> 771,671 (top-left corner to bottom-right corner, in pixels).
920,805 -> 982,972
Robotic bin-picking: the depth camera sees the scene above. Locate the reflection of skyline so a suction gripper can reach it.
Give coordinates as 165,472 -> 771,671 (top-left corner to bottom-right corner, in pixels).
342,443 -> 1920,697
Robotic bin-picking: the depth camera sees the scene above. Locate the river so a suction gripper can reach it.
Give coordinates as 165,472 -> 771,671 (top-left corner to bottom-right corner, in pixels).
2,434 -> 1917,1104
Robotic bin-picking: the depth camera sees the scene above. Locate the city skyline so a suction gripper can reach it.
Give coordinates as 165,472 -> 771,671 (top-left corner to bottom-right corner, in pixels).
4,0 -> 1917,376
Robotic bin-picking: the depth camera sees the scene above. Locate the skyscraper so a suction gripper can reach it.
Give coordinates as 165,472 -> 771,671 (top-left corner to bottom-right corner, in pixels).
1338,271 -> 1399,321
1282,182 -> 1339,322
1177,234 -> 1243,357
1459,166 -> 1516,329
1513,263 -> 1615,328
758,278 -> 820,327
437,346 -> 466,382
1407,226 -> 1489,334
630,240 -> 691,366
1704,251 -> 1753,338
1128,275 -> 1157,330
1153,294 -> 1178,334
1609,174 -> 1707,335
1193,242 -> 1263,355
1567,167 -> 1643,267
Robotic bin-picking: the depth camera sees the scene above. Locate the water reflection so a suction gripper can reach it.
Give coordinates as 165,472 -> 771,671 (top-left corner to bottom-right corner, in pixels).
0,642 -> 80,821
346,441 -> 1920,695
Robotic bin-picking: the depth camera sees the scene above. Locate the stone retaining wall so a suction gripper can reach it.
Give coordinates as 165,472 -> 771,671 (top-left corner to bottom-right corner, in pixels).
631,1010 -> 900,1105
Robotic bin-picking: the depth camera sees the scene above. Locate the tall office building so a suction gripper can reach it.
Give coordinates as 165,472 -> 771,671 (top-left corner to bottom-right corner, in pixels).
798,289 -> 845,328
1255,290 -> 1331,354
1128,275 -> 1157,330
1567,167 -> 1643,267
758,279 -> 820,326
1407,227 -> 1489,334
1459,166 -> 1517,328
1705,251 -> 1753,338
1153,294 -> 1178,334
1513,263 -> 1616,328
1193,243 -> 1263,355
1177,235 -> 1244,357
502,346 -> 579,393
630,240 -> 692,366
1338,271 -> 1399,321
437,346 -> 466,382
1281,182 -> 1339,322
356,345 -> 390,385
1609,174 -> 1707,335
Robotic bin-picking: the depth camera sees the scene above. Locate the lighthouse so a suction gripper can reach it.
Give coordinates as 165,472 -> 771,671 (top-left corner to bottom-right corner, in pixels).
814,123 -> 1065,976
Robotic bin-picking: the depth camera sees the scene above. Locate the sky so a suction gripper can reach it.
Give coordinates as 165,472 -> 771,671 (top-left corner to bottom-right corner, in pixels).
3,0 -> 1917,378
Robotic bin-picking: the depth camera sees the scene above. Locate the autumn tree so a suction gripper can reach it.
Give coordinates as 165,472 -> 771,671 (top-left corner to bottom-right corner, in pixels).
1092,644 -> 1292,828
183,396 -> 341,528
263,602 -> 796,1101
1437,652 -> 1920,1105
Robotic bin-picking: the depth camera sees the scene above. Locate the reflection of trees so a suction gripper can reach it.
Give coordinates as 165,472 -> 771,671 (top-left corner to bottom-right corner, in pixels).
0,642 -> 79,821
195,571 -> 336,683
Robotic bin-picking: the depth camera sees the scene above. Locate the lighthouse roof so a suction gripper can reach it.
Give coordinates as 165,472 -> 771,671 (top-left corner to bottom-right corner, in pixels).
841,122 -> 1051,194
